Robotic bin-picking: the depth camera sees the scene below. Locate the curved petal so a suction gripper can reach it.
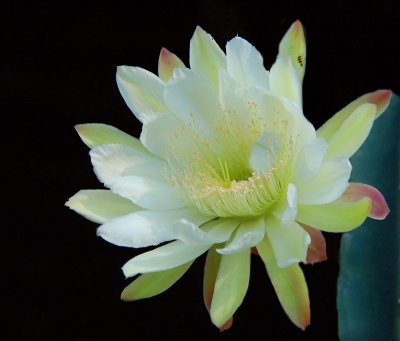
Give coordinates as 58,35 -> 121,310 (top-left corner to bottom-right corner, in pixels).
189,26 -> 226,88
297,157 -> 351,205
256,236 -> 310,330
116,66 -> 167,123
317,89 -> 392,142
75,123 -> 147,152
325,103 -> 376,159
165,69 -> 221,134
277,20 -> 306,81
300,224 -> 327,265
210,249 -> 250,329
122,240 -> 211,277
342,183 -> 389,220
121,261 -> 193,301
269,56 -> 302,108
216,218 -> 265,254
90,144 -> 164,186
297,197 -> 371,233
111,175 -> 185,210
158,48 -> 185,82
265,216 -> 310,268
97,208 -> 210,248
226,36 -> 269,89
66,189 -> 141,224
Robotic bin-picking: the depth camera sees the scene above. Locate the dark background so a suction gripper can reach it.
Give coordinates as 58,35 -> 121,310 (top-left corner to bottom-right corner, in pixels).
4,1 -> 400,340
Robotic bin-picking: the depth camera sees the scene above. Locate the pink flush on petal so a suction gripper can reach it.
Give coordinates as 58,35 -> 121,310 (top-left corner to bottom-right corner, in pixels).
343,183 -> 390,220
301,224 -> 327,265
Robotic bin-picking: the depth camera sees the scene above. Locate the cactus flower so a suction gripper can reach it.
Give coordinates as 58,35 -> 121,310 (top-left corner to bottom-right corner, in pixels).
66,21 -> 390,330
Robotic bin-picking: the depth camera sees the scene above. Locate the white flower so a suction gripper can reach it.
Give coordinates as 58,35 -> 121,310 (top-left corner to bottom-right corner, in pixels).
66,21 -> 390,330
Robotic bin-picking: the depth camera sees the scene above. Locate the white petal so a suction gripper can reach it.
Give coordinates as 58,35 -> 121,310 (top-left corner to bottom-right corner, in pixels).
165,69 -> 221,135
269,56 -> 302,108
66,190 -> 141,224
292,137 -> 328,185
97,208 -> 210,248
265,216 -> 310,268
90,144 -> 164,187
217,218 -> 265,254
226,36 -> 269,89
202,218 -> 240,243
140,114 -> 182,158
189,26 -> 226,88
116,66 -> 168,123
297,157 -> 352,205
122,240 -> 211,277
110,175 -> 185,210
140,113 -> 210,163
273,183 -> 298,226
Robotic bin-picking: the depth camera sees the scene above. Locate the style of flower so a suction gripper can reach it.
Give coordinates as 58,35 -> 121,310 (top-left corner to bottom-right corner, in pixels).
66,21 -> 390,330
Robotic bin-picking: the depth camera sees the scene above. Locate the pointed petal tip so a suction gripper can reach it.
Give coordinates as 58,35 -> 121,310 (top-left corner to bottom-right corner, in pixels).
365,89 -> 392,117
293,19 -> 304,31
219,317 -> 233,332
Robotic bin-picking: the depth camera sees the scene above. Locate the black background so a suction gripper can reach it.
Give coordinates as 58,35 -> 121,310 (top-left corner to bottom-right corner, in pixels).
4,1 -> 400,340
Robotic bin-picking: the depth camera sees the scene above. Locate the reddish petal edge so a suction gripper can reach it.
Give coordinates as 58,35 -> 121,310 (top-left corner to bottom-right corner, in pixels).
343,183 -> 390,220
219,317 -> 234,332
300,224 -> 327,265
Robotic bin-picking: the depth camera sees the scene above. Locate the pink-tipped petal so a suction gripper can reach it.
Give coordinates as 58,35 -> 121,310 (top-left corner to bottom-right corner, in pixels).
300,224 -> 327,265
364,89 -> 392,118
318,89 -> 392,142
343,183 -> 390,220
219,317 -> 233,332
158,47 -> 185,81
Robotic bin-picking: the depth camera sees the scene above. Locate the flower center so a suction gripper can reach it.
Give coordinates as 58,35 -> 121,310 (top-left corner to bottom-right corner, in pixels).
166,107 -> 294,218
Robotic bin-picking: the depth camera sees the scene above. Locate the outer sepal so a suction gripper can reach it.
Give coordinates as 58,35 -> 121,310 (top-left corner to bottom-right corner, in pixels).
278,20 -> 306,81
257,236 -> 310,330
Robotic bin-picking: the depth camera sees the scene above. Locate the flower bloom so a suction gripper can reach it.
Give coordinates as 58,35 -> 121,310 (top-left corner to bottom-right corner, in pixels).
67,21 -> 390,330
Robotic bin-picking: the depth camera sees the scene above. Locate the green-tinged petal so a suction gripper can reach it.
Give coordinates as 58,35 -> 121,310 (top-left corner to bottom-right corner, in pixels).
210,249 -> 250,328
226,36 -> 269,89
203,246 -> 221,311
297,197 -> 371,233
75,123 -> 147,152
116,66 -> 168,123
317,89 -> 392,142
158,48 -> 185,82
269,56 -> 302,108
277,20 -> 306,81
66,189 -> 141,224
122,240 -> 211,278
216,218 -> 265,254
256,236 -> 310,330
121,261 -> 193,301
296,157 -> 351,205
97,208 -> 211,248
189,26 -> 226,88
325,103 -> 376,159
265,216 -> 310,268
